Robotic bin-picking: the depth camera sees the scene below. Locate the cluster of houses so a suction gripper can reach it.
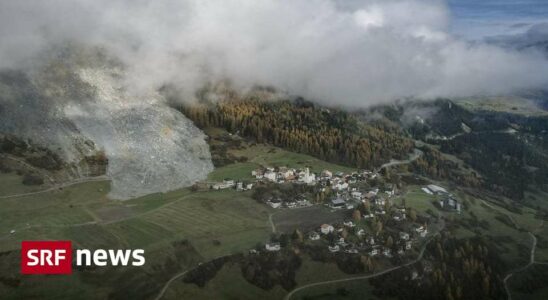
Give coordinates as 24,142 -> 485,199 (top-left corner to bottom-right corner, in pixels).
210,179 -> 253,191
312,220 -> 425,257
328,183 -> 397,213
252,167 -> 378,188
251,165 -> 397,211
252,167 -> 317,184
266,195 -> 311,209
261,219 -> 427,259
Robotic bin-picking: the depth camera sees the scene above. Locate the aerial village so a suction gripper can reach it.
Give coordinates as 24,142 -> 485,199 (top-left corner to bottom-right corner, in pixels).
208,165 -> 460,261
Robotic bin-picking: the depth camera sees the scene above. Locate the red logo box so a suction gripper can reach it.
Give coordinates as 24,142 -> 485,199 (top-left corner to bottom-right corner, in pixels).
21,241 -> 73,274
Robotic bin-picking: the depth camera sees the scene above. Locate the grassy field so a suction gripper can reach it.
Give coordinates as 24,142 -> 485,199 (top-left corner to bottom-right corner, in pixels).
273,206 -> 349,233
507,264 -> 548,300
208,143 -> 356,182
165,262 -> 287,300
290,280 -> 380,300
204,127 -> 355,183
401,185 -> 439,215
0,172 -> 49,196
0,172 -> 274,299
165,257 -> 360,300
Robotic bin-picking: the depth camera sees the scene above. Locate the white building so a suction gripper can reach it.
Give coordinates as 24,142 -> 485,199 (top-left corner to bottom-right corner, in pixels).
399,232 -> 410,241
298,168 -> 316,184
252,169 -> 264,179
320,224 -> 334,234
321,170 -> 333,178
328,245 -> 340,252
330,197 -> 346,209
426,184 -> 447,194
265,242 -> 281,252
333,182 -> 349,190
343,221 -> 355,228
405,240 -> 413,250
264,171 -> 277,182
267,200 -> 282,209
309,232 -> 320,240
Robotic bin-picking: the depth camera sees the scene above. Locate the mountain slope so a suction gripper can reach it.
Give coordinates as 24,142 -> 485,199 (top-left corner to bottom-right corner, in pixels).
0,48 -> 213,199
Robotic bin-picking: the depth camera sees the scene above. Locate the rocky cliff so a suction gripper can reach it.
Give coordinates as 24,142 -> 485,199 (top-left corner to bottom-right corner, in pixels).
0,48 -> 213,199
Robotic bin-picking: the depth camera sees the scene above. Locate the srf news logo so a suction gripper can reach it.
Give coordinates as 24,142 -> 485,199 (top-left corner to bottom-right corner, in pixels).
21,241 -> 145,275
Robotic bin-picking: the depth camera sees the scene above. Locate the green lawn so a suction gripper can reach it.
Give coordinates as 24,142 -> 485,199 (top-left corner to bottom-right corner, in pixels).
166,263 -> 287,300
0,179 -> 273,299
235,144 -> 355,174
401,185 -> 438,215
164,256 -> 373,300
0,172 -> 47,196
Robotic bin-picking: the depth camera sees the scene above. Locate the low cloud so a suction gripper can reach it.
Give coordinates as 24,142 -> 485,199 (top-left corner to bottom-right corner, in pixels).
1,0 -> 548,107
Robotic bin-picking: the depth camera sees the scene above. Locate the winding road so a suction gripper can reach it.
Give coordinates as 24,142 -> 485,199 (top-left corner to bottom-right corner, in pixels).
377,148 -> 423,171
503,220 -> 545,300
154,270 -> 190,300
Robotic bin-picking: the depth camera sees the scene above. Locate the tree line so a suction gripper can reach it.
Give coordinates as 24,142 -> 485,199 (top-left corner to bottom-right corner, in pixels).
179,95 -> 414,170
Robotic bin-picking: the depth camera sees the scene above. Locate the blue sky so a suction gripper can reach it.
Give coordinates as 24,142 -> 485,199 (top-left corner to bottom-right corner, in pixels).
448,0 -> 548,39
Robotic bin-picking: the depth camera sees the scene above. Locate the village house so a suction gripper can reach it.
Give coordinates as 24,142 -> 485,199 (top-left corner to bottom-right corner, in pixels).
309,231 -> 320,240
384,185 -> 396,197
263,170 -> 277,182
321,170 -> 333,179
393,212 -> 406,221
375,209 -> 386,215
369,248 -> 379,256
415,225 -> 428,238
363,191 -> 376,200
298,168 -> 316,184
328,245 -> 340,252
439,196 -> 461,213
399,232 -> 410,241
236,181 -> 253,191
363,213 -> 374,219
405,240 -> 413,250
296,197 -> 311,207
357,229 -> 366,237
252,168 -> 264,179
366,236 -> 375,245
343,220 -> 355,227
375,197 -> 386,206
383,248 -> 392,257
320,224 -> 334,234
329,197 -> 346,209
336,237 -> 347,246
212,179 -> 235,190
351,191 -> 363,200
285,200 -> 297,209
278,167 -> 294,180
265,242 -> 281,252
267,198 -> 282,209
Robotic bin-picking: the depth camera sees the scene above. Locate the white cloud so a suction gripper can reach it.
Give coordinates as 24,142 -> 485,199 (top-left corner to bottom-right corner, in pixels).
1,0 -> 547,107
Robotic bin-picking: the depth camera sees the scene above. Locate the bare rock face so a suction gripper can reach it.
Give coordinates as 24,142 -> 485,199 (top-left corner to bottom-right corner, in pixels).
0,49 -> 213,199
